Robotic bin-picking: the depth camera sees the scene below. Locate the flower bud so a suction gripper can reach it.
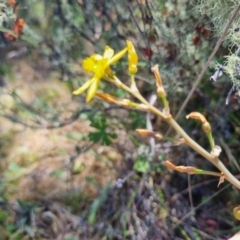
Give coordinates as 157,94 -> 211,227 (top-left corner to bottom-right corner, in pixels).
151,65 -> 163,88
233,206 -> 240,221
186,112 -> 207,124
126,40 -> 138,74
136,129 -> 163,140
95,93 -> 149,111
202,122 -> 211,134
157,87 -> 166,98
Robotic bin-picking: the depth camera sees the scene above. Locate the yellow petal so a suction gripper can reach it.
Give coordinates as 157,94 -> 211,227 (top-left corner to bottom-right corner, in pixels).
86,78 -> 100,102
72,79 -> 93,95
108,47 -> 127,65
91,54 -> 103,61
94,58 -> 108,79
83,54 -> 103,73
126,40 -> 136,52
103,46 -> 114,59
82,57 -> 95,73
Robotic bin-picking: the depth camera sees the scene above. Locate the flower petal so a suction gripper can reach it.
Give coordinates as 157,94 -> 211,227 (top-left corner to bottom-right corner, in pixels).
103,46 -> 114,59
90,54 -> 103,61
108,47 -> 127,65
94,58 -> 108,79
72,79 -> 93,95
127,40 -> 138,53
82,58 -> 95,73
83,54 -> 103,73
86,78 -> 100,102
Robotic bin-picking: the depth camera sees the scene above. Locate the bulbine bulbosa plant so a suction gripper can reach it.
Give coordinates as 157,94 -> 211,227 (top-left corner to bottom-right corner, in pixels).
73,40 -> 240,233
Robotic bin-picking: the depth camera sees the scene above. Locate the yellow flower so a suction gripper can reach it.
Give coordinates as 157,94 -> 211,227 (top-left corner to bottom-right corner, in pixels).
126,40 -> 138,74
73,46 -> 127,102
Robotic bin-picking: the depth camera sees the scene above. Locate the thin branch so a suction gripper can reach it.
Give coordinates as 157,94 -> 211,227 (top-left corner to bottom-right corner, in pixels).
174,3 -> 240,121
2,105 -> 124,129
187,174 -> 194,211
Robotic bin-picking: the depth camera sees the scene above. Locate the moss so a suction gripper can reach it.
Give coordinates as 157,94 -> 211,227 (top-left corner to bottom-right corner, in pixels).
0,0 -> 17,27
197,0 -> 240,39
197,0 -> 240,97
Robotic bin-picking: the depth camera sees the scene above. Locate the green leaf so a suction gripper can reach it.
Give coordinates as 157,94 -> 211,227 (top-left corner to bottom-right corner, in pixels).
88,113 -> 116,145
134,156 -> 150,173
87,186 -> 109,224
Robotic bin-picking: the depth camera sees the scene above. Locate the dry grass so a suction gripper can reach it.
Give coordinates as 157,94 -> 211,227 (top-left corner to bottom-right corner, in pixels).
0,59 -> 123,201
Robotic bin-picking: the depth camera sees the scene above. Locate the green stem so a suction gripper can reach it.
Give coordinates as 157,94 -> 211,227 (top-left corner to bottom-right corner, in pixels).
110,76 -> 166,118
206,132 -> 215,150
167,117 -> 240,189
194,169 -> 221,177
107,75 -> 240,189
161,96 -> 168,109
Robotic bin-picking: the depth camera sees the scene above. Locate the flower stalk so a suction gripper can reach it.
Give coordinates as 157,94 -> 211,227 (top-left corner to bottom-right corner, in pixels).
165,160 -> 222,177
73,40 -> 240,191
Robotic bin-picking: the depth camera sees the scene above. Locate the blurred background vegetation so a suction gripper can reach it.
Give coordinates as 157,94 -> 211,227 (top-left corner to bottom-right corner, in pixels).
1,0 -> 240,239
